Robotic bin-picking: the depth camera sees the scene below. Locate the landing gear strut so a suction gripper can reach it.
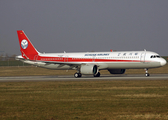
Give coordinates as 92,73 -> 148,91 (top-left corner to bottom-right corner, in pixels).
74,72 -> 82,78
145,68 -> 150,77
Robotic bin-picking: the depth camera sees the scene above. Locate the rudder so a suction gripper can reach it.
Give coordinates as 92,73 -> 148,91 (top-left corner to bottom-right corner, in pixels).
17,30 -> 39,60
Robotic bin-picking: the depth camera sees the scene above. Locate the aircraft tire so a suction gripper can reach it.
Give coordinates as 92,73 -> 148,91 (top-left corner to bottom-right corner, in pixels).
74,73 -> 78,78
94,72 -> 100,77
145,73 -> 150,77
74,73 -> 82,78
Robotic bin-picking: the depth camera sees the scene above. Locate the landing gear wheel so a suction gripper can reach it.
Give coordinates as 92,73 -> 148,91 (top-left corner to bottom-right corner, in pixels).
74,72 -> 82,78
78,73 -> 82,77
74,73 -> 78,78
94,72 -> 100,77
145,73 -> 150,77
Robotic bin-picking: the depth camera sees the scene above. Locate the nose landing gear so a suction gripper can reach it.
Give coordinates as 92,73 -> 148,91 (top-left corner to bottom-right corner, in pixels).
145,68 -> 150,77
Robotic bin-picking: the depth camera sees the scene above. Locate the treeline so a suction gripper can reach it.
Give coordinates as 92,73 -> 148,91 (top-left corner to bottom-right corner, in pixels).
0,54 -> 30,66
162,56 -> 168,62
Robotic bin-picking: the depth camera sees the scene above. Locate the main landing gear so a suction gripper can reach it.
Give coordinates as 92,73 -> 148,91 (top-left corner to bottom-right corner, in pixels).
74,72 -> 82,78
74,72 -> 101,78
94,72 -> 100,77
145,68 -> 150,77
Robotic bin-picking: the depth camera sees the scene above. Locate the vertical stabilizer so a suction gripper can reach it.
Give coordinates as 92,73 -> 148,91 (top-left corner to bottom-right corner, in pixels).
17,30 -> 39,60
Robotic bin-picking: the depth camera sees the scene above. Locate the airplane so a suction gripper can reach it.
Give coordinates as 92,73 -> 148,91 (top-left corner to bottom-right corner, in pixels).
16,30 -> 167,77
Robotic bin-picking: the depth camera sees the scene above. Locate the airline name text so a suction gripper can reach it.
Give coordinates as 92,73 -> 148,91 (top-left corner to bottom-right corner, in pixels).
84,53 -> 109,56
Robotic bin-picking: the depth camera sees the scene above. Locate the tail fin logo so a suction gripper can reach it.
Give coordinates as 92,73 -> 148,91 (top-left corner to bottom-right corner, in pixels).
21,39 -> 28,49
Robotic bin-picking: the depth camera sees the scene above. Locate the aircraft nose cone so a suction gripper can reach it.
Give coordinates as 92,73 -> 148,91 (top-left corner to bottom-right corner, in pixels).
160,58 -> 167,66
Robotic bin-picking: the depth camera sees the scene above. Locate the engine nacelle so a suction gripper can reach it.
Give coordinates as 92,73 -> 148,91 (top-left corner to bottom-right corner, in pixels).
108,69 -> 126,74
80,65 -> 98,75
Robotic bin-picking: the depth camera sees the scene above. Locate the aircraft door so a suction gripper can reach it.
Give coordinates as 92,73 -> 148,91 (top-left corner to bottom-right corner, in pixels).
64,56 -> 68,62
92,55 -> 96,62
34,55 -> 38,61
140,51 -> 146,62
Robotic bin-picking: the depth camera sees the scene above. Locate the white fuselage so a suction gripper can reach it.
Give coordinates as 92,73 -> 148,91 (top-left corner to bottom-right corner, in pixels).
18,50 -> 166,70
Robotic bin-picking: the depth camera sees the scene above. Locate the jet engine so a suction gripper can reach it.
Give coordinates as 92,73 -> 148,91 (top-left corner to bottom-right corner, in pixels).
80,65 -> 98,75
108,69 -> 126,74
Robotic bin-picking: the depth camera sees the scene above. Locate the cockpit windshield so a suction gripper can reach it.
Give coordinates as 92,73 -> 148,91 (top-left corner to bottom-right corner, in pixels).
150,55 -> 160,58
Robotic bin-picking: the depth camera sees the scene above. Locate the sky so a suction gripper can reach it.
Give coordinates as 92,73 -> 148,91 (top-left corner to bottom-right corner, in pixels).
0,0 -> 168,56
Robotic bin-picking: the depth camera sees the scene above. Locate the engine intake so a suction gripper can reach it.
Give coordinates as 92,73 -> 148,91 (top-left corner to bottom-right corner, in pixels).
80,65 -> 98,75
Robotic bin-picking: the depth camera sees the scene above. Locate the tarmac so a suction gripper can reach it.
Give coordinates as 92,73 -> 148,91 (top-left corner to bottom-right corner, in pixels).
0,74 -> 167,82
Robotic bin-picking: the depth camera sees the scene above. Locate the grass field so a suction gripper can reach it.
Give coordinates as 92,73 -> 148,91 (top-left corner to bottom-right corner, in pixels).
0,80 -> 168,120
0,61 -> 168,120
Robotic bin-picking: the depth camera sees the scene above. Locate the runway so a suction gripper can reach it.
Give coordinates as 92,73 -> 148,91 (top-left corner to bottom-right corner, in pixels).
0,74 -> 168,82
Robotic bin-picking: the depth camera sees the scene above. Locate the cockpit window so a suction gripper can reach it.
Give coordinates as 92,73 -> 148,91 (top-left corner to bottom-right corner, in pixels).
150,55 -> 160,58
